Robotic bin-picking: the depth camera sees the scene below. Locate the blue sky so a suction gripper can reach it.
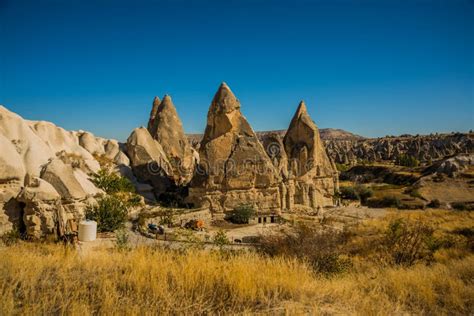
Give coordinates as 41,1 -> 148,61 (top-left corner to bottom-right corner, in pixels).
1,0 -> 473,141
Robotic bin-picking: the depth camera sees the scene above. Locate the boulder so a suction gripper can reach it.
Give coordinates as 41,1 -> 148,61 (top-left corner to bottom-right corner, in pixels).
188,83 -> 281,216
149,95 -> 196,184
40,158 -> 88,200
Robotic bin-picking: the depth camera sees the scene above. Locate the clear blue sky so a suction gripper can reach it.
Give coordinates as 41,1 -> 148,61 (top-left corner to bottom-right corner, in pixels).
1,0 -> 473,141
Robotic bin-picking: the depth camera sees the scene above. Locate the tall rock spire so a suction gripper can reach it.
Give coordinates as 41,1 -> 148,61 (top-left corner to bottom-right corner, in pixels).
283,100 -> 338,208
150,95 -> 195,184
188,83 -> 281,215
147,96 -> 161,133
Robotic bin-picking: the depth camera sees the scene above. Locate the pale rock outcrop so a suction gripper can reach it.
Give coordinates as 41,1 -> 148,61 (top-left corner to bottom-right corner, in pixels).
17,176 -> 61,238
0,106 -> 54,176
188,83 -> 281,216
149,95 -> 196,184
78,131 -> 106,156
126,127 -> 174,194
283,101 -> 338,209
0,105 -> 133,237
40,158 -> 88,201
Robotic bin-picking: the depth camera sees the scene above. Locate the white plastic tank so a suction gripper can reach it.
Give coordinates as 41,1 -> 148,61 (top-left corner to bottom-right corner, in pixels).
78,220 -> 97,242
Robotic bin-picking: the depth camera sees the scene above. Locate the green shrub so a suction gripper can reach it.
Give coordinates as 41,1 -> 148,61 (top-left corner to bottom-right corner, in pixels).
339,186 -> 358,200
85,195 -> 129,232
339,185 -> 373,203
335,163 -> 350,172
427,199 -> 441,208
91,169 -> 135,194
227,204 -> 255,224
383,219 -> 440,266
367,196 -> 402,208
115,229 -> 130,251
356,185 -> 373,203
258,224 -> 352,275
0,228 -> 22,246
404,187 -> 424,200
213,230 -> 230,246
396,154 -> 420,167
451,202 -> 474,211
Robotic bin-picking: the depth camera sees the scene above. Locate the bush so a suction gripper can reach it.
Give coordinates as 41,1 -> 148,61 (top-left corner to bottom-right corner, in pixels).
115,229 -> 130,251
427,199 -> 441,208
0,228 -> 22,246
356,185 -> 373,203
258,224 -> 352,275
91,169 -> 135,194
227,204 -> 255,224
213,230 -> 230,246
451,202 -> 474,211
396,154 -> 419,167
85,195 -> 129,232
367,196 -> 401,208
383,219 -> 440,266
339,186 -> 358,200
339,185 -> 373,203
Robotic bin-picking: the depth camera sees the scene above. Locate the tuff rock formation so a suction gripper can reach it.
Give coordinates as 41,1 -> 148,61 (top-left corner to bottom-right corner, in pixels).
148,95 -> 196,184
0,105 -> 132,237
282,101 -> 338,210
147,96 -> 161,133
126,127 -> 174,194
188,83 -> 282,216
325,132 -> 474,165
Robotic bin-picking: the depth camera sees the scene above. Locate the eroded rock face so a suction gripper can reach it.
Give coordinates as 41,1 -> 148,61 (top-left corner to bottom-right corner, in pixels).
325,132 -> 474,165
126,127 -> 174,194
188,83 -> 281,215
0,105 -> 132,237
283,101 -> 338,209
18,176 -> 61,238
149,95 -> 196,185
147,96 -> 161,134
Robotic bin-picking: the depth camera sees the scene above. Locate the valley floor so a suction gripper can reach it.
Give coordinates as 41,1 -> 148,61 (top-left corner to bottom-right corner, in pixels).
1,209 -> 473,315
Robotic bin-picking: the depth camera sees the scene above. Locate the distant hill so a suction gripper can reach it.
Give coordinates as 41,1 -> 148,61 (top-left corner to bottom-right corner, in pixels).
187,128 -> 364,146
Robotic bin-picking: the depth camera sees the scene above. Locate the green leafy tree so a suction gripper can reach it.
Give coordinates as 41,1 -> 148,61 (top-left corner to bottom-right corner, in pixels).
91,169 -> 135,194
85,195 -> 129,232
227,204 -> 255,224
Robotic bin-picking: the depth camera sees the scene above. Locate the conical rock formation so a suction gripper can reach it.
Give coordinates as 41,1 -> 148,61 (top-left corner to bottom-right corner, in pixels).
282,101 -> 338,209
147,96 -> 161,133
188,83 -> 281,215
126,127 -> 174,194
149,95 -> 195,184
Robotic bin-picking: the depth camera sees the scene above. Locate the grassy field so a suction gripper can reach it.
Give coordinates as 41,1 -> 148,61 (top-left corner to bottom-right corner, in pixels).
1,210 -> 473,314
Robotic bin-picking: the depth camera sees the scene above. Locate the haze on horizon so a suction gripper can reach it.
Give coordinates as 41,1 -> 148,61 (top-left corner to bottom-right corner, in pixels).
0,0 -> 472,142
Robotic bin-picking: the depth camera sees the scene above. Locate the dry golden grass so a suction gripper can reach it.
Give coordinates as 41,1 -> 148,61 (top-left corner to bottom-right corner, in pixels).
1,210 -> 473,315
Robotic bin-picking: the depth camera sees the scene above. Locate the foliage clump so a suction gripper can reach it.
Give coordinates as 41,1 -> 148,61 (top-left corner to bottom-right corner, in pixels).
258,224 -> 352,275
85,195 -> 129,232
396,154 -> 420,167
91,168 -> 135,194
339,185 -> 373,204
226,204 -> 255,224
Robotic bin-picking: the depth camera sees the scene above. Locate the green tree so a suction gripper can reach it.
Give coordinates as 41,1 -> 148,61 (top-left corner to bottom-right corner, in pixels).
85,195 -> 129,232
227,204 -> 255,224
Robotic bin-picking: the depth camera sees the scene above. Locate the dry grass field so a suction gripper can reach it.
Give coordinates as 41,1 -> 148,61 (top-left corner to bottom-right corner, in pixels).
1,210 -> 473,315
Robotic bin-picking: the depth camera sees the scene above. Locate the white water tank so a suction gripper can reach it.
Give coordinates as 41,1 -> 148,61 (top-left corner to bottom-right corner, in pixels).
78,220 -> 97,241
